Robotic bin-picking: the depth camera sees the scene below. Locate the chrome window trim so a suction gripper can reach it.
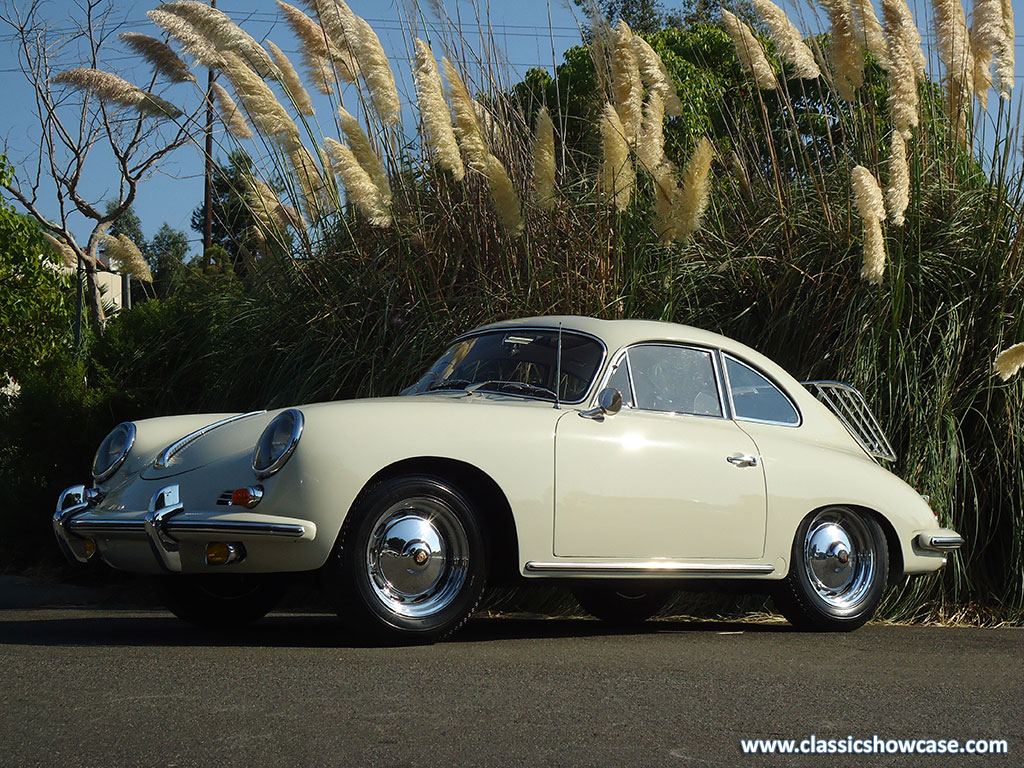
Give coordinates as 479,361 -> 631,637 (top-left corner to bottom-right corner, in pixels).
253,408 -> 305,479
721,353 -> 803,428
417,326 -> 608,405
154,411 -> 266,470
92,422 -> 137,482
595,342 -> 728,419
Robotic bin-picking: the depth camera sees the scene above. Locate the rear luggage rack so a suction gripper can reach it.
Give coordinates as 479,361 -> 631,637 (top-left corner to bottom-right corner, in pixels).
802,381 -> 896,463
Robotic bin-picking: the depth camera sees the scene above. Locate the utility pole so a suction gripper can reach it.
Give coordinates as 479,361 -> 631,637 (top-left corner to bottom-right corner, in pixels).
202,0 -> 216,271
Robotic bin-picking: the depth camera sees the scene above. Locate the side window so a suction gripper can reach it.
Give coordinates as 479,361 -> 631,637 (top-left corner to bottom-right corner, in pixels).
725,356 -> 800,425
627,345 -> 722,416
605,354 -> 634,407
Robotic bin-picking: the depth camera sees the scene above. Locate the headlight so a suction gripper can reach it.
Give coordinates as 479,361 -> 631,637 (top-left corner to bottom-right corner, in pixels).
252,409 -> 304,478
92,422 -> 136,481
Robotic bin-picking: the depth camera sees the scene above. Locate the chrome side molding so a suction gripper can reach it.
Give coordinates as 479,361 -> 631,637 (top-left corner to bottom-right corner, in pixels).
524,560 -> 775,575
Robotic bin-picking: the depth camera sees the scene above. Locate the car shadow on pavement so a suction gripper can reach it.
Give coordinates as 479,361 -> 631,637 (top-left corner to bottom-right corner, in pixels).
0,610 -> 793,649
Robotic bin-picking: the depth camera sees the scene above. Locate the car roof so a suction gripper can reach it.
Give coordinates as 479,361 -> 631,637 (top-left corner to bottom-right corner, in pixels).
470,315 -> 793,382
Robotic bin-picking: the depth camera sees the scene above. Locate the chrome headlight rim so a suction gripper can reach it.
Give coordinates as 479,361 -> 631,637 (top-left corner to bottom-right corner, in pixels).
92,422 -> 137,482
252,409 -> 304,479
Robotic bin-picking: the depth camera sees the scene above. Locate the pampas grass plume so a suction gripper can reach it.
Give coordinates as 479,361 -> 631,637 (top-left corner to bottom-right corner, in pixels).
881,0 -> 920,135
267,40 -> 313,115
851,0 -> 891,69
147,8 -> 223,69
970,0 -> 1008,107
413,39 -> 464,181
637,91 -> 665,172
886,131 -> 910,225
52,69 -> 182,118
820,0 -> 864,100
630,34 -> 683,116
211,82 -> 253,139
353,14 -> 400,124
933,0 -> 975,95
852,165 -> 887,284
995,0 -> 1014,97
104,234 -> 152,283
338,107 -> 391,205
220,52 -> 299,147
442,57 -> 488,174
651,161 -> 680,244
485,153 -> 525,236
44,233 -> 78,268
752,0 -> 821,79
676,137 -> 714,241
532,106 -> 556,210
158,1 -> 275,78
721,10 -> 778,90
994,342 -> 1024,381
324,137 -> 390,227
119,32 -> 196,83
610,20 -> 643,144
277,1 -> 357,84
599,102 -> 634,211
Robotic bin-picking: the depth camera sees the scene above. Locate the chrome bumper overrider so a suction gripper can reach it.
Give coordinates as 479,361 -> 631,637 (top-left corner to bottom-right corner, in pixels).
915,531 -> 965,552
54,483 -> 315,572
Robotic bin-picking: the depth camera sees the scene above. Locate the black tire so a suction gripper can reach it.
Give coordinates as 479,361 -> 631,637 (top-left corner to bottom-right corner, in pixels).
325,474 -> 488,644
157,574 -> 287,629
573,585 -> 670,626
773,506 -> 888,631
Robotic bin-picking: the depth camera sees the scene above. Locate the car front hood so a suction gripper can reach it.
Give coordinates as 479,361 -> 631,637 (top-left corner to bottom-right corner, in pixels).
140,411 -> 275,480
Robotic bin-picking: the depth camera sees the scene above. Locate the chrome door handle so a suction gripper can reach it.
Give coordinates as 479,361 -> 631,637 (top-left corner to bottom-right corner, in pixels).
727,455 -> 758,468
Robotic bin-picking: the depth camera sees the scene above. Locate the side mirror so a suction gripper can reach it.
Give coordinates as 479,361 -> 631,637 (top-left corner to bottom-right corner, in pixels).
579,387 -> 623,420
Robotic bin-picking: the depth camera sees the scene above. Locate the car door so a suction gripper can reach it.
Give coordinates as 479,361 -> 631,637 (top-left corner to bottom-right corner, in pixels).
553,343 -> 767,559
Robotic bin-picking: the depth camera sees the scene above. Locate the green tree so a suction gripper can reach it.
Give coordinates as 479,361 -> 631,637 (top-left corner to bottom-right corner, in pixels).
149,223 -> 191,296
191,151 -> 282,275
0,155 -> 72,388
105,203 -> 144,251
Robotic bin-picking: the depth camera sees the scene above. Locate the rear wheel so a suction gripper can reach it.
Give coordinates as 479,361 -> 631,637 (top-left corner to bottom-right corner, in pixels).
774,506 -> 888,631
325,475 -> 487,644
573,585 -> 670,626
157,574 -> 287,629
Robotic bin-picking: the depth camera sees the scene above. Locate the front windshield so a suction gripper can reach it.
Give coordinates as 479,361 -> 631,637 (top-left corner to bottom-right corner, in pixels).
402,329 -> 605,403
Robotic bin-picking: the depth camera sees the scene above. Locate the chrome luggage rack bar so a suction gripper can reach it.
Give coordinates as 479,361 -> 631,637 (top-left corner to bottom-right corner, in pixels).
802,380 -> 897,463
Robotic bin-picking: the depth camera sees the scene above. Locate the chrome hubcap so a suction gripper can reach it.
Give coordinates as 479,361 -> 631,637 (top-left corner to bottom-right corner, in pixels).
803,508 -> 876,614
366,497 -> 469,618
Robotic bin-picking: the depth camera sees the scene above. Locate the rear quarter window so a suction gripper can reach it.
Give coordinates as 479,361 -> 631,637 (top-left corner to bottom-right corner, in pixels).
724,355 -> 800,426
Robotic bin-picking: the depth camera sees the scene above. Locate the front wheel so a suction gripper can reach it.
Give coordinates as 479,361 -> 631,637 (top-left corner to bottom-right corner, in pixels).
157,574 -> 288,629
325,475 -> 488,644
573,585 -> 670,626
774,506 -> 888,631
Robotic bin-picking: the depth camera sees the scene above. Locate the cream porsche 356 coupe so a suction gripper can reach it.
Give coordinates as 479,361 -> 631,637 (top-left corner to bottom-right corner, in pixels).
54,316 -> 963,641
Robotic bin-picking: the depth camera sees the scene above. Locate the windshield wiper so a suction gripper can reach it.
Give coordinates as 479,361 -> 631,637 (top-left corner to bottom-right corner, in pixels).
425,378 -> 474,392
467,380 -> 558,400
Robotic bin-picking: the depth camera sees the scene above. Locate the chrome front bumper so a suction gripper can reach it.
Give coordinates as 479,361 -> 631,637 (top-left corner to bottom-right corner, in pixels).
54,483 -> 317,573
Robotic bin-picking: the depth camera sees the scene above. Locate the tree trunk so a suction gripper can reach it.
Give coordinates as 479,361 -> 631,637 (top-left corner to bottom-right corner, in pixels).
84,260 -> 107,331
84,222 -> 111,332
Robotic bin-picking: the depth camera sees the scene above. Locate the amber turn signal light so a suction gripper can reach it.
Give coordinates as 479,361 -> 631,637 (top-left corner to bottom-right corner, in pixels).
205,542 -> 245,566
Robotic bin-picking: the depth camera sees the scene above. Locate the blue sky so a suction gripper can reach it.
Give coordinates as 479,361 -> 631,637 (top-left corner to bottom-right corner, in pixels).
1,0 -> 1022,258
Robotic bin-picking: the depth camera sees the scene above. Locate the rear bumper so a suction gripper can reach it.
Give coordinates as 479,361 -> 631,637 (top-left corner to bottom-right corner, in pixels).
915,529 -> 965,552
54,483 -> 317,573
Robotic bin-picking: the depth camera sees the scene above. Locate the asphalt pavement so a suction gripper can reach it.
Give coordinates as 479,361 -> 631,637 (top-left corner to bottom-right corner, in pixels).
1,600 -> 1021,767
